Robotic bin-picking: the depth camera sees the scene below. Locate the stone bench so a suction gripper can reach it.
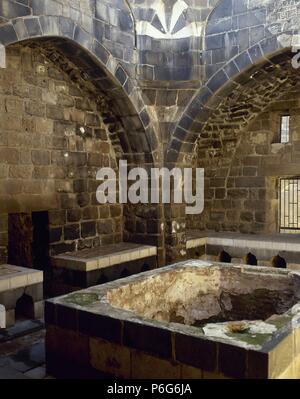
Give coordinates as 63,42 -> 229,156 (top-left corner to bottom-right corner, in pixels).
0,264 -> 43,329
51,242 -> 157,294
186,230 -> 300,269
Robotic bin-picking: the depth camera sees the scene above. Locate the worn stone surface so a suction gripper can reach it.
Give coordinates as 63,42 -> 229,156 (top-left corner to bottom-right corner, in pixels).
107,262 -> 299,326
45,260 -> 300,379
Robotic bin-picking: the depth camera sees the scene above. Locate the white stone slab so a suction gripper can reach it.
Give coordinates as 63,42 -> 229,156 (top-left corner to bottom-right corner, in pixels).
52,243 -> 157,272
0,265 -> 43,293
186,231 -> 300,254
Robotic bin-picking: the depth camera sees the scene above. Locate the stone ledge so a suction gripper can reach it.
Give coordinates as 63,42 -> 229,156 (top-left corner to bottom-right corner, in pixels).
186,231 -> 300,252
0,264 -> 43,293
51,242 -> 157,272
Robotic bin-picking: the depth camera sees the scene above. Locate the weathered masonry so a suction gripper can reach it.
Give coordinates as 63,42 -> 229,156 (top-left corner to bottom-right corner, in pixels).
2,0 -> 300,381
1,0 -> 300,274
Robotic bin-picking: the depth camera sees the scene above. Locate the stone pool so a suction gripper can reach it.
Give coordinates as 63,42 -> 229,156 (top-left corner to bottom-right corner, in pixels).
45,260 -> 300,379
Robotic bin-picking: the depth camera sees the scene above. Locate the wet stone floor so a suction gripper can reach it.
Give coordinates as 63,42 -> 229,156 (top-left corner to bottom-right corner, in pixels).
0,321 -> 51,379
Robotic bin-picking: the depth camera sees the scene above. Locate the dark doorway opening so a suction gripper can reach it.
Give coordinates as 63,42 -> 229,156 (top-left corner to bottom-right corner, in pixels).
244,253 -> 258,266
15,294 -> 34,321
8,211 -> 50,272
218,250 -> 232,263
272,255 -> 287,269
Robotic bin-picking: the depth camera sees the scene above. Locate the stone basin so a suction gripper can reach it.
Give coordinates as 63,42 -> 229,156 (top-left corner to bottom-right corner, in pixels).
45,260 -> 300,379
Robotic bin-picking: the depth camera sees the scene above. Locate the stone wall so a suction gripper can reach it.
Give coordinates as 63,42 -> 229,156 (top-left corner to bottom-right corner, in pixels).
0,44 -> 122,263
188,61 -> 300,234
1,0 -> 300,265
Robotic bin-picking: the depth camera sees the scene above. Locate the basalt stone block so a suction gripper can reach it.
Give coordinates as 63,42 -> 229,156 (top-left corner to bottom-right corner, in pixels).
93,19 -> 104,41
173,127 -> 188,141
0,24 -> 17,45
70,152 -> 87,167
59,17 -> 75,39
78,311 -> 122,343
77,193 -> 90,208
0,0 -> 31,19
44,301 -> 57,326
118,10 -> 133,32
67,209 -> 81,223
210,0 -> 233,20
31,150 -> 50,165
206,16 -> 232,35
123,321 -> 172,359
205,34 -> 225,50
64,224 -> 80,241
24,18 -> 42,37
238,9 -> 266,29
50,242 -> 76,256
234,51 -> 252,71
235,177 -> 265,188
124,78 -> 134,95
49,210 -> 66,226
49,227 -> 62,243
223,60 -> 239,78
82,207 -> 98,221
39,16 -> 60,36
30,0 -> 45,15
171,139 -> 182,152
207,69 -> 228,93
218,342 -> 247,378
95,3 -> 108,22
115,66 -> 127,85
175,334 -> 217,372
74,26 -> 92,49
167,149 -> 179,163
73,179 -> 87,193
179,115 -> 193,130
139,109 -> 150,128
196,87 -> 212,106
186,99 -> 202,120
247,350 -> 268,379
97,220 -> 113,235
12,19 -> 28,41
260,36 -> 279,56
56,303 -> 77,331
81,221 -> 96,238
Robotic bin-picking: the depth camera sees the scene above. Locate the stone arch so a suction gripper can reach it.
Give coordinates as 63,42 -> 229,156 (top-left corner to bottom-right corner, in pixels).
167,0 -> 300,164
15,293 -> 34,320
0,13 -> 157,160
218,250 -> 231,263
0,37 -> 161,268
244,253 -> 257,266
272,255 -> 287,269
167,45 -> 295,164
123,0 -> 137,48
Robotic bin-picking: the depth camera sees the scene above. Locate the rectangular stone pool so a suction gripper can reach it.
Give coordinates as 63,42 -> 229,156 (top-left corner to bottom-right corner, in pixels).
45,260 -> 300,379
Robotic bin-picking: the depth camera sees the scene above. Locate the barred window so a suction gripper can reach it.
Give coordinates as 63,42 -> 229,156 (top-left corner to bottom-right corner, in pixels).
280,178 -> 300,233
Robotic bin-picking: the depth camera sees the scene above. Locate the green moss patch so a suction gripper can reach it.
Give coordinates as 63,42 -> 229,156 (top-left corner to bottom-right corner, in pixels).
63,293 -> 99,307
